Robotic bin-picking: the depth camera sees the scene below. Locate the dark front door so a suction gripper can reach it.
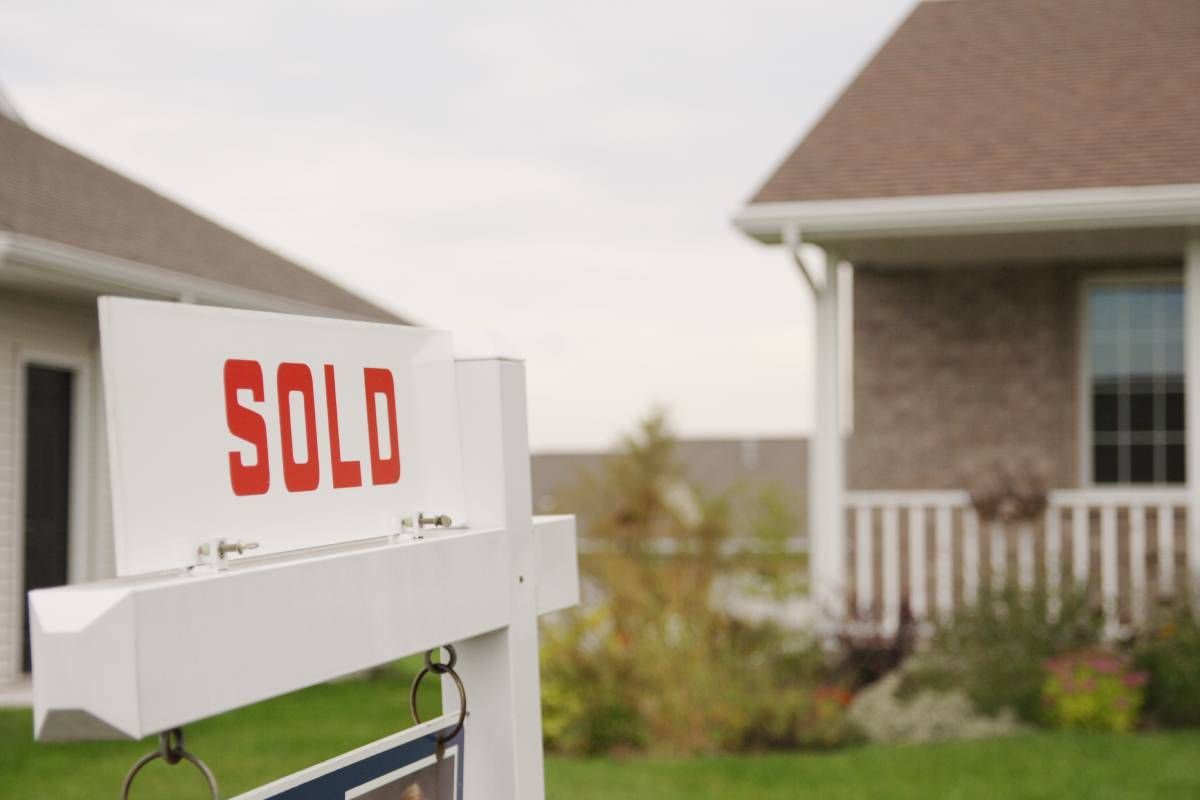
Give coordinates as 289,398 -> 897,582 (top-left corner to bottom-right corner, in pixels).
22,365 -> 74,674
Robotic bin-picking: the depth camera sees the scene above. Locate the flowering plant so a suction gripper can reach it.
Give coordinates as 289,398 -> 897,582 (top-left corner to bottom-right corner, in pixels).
1042,650 -> 1147,732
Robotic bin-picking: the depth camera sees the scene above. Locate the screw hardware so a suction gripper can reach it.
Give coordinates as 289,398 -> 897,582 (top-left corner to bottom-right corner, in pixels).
220,541 -> 260,557
197,540 -> 260,559
401,513 -> 453,530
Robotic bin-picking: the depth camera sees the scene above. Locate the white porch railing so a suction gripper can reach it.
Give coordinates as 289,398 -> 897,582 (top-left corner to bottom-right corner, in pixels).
843,488 -> 1193,637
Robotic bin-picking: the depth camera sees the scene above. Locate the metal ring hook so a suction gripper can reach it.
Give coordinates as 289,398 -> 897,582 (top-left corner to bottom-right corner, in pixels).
410,645 -> 467,745
121,728 -> 219,799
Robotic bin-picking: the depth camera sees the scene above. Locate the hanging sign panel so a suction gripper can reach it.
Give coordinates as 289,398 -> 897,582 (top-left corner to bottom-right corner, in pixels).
231,715 -> 464,800
99,298 -> 466,576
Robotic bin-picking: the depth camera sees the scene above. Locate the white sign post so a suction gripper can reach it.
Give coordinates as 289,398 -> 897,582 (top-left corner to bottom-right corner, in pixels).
28,299 -> 578,800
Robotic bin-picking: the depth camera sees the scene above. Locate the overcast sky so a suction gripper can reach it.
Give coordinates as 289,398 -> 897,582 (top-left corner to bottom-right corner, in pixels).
1,0 -> 913,451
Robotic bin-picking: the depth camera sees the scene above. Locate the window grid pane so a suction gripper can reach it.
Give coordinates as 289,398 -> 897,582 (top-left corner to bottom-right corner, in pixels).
1088,284 -> 1185,485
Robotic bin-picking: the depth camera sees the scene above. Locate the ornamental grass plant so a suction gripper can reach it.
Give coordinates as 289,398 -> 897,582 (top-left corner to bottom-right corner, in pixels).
539,412 -> 854,756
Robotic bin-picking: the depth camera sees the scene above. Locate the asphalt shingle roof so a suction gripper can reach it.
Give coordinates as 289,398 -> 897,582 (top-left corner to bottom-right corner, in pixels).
751,0 -> 1200,205
0,114 -> 401,321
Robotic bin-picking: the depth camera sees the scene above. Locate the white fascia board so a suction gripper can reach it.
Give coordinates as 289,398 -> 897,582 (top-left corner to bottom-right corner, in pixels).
733,183 -> 1200,242
0,231 -> 395,322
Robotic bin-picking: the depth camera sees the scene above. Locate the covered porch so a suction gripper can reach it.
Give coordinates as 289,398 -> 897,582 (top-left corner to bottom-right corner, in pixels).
735,185 -> 1200,637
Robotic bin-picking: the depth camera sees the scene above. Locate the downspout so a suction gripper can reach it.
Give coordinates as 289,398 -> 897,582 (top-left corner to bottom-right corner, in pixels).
782,222 -> 824,293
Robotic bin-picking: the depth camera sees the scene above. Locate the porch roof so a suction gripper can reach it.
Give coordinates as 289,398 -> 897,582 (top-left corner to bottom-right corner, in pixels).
735,0 -> 1200,262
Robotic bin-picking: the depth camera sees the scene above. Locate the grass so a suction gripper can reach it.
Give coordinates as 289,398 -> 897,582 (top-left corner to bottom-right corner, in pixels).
2,662 -> 1198,799
547,733 -> 1200,799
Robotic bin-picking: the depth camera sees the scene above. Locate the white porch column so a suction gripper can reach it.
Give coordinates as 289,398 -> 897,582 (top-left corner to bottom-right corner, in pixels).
810,251 -> 846,629
1186,231 -> 1200,599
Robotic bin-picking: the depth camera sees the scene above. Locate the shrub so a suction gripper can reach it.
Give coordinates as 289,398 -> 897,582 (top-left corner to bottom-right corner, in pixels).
902,586 -> 1103,723
849,671 -> 1022,744
539,412 -> 853,755
1042,650 -> 1146,732
1135,607 -> 1200,728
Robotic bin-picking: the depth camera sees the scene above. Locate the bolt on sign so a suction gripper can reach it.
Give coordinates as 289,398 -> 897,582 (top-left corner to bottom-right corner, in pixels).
28,298 -> 580,800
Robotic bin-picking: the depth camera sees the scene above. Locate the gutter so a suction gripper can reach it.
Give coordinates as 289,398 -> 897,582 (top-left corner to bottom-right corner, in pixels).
0,232 -> 405,324
733,183 -> 1200,243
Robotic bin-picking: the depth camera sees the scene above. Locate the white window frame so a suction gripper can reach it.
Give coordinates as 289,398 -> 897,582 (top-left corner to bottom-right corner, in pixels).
1078,270 -> 1184,487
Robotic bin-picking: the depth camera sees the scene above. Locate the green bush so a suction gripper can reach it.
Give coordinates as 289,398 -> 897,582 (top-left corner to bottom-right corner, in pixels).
902,587 -> 1103,723
1042,650 -> 1146,732
1135,608 -> 1200,728
540,412 -> 854,756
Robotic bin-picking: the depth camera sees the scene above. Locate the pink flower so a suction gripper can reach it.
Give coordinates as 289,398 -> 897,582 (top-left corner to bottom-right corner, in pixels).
1086,655 -> 1122,675
1123,672 -> 1148,689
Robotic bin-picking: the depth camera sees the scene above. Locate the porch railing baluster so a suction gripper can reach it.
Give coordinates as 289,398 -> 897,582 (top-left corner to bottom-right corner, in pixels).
963,508 -> 980,606
842,487 -> 1188,639
1017,522 -> 1035,592
1072,505 -> 1089,585
882,506 -> 901,636
1157,503 -> 1175,597
854,506 -> 873,621
908,506 -> 927,621
1100,505 -> 1119,636
1045,506 -> 1062,619
990,521 -> 1007,589
1130,505 -> 1147,627
935,505 -> 953,620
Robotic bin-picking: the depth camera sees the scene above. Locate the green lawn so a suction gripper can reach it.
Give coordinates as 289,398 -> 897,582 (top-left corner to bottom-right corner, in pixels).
548,734 -> 1200,799
2,663 -> 1197,799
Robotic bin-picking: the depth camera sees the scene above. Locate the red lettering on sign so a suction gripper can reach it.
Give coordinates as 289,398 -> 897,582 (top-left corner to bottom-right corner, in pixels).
224,360 -> 403,496
323,364 -> 363,489
224,359 -> 270,496
363,367 -> 401,485
277,362 -> 320,492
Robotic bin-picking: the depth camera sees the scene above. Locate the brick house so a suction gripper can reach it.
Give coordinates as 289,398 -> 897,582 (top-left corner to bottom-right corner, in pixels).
0,99 -> 402,685
734,0 -> 1200,635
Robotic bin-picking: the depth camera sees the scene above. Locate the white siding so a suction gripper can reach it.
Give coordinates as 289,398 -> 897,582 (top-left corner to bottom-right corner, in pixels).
0,290 -> 112,683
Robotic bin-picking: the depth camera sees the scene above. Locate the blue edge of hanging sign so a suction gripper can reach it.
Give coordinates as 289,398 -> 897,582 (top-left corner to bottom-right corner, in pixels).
251,722 -> 464,799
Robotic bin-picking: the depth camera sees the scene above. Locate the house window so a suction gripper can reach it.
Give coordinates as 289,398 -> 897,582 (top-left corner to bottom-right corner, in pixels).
1088,283 -> 1185,484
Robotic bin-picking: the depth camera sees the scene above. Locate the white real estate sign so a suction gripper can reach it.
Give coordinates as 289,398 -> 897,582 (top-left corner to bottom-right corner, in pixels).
99,298 -> 466,576
30,299 -> 579,800
232,714 -> 464,800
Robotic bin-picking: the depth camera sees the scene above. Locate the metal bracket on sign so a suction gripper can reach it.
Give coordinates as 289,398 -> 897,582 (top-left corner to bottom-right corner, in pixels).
194,538 -> 259,573
395,512 -> 454,543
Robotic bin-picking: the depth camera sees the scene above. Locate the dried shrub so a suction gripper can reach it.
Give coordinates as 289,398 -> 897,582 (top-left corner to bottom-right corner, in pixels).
968,464 -> 1048,523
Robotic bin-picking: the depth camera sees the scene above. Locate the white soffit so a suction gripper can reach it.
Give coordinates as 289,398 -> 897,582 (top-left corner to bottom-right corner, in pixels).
733,184 -> 1200,242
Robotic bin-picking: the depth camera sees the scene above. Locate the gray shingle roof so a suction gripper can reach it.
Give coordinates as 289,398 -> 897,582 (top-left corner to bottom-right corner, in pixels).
0,114 -> 402,321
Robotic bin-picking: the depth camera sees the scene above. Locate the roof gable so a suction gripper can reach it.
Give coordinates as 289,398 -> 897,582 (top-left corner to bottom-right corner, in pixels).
0,114 -> 402,322
751,0 -> 1200,205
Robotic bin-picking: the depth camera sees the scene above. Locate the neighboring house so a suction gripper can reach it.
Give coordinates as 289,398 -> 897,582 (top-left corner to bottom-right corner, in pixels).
532,437 -> 807,545
0,96 -> 404,684
734,0 -> 1200,636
